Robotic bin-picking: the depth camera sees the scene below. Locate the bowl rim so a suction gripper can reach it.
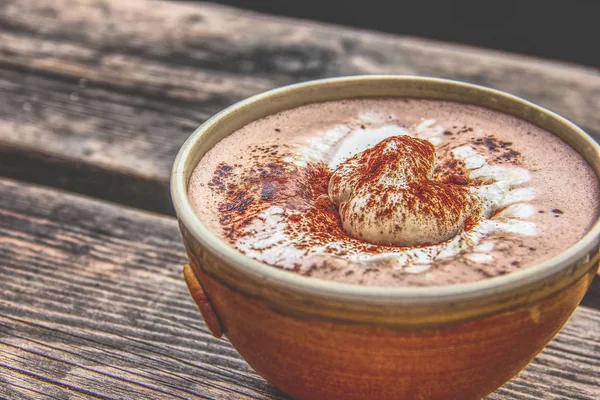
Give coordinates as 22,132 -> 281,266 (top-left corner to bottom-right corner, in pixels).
171,75 -> 600,307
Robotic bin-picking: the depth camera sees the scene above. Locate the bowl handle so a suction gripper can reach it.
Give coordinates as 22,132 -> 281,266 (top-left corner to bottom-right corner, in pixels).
183,264 -> 224,338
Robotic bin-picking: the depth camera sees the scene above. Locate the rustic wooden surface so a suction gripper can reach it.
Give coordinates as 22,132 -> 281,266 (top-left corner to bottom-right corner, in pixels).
1,0 -> 600,398
0,178 -> 598,400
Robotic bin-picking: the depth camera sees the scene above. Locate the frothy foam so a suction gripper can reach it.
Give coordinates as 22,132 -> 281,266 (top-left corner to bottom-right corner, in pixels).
234,116 -> 535,272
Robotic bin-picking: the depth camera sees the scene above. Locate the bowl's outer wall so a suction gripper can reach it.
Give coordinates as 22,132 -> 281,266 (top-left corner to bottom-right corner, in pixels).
184,232 -> 598,400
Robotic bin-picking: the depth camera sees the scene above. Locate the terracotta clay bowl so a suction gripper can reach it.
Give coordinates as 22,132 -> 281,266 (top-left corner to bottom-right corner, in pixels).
171,76 -> 600,400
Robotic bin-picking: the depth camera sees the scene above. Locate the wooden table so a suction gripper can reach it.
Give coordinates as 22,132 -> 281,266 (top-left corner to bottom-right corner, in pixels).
1,1 -> 599,398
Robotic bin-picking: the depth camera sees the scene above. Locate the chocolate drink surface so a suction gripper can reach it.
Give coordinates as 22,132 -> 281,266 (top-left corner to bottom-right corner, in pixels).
188,98 -> 600,286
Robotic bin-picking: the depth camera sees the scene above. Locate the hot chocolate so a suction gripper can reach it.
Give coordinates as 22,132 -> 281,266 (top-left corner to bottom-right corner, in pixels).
188,98 -> 600,286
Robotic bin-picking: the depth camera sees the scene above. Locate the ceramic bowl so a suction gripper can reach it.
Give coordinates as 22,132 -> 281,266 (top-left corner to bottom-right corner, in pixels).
171,76 -> 600,400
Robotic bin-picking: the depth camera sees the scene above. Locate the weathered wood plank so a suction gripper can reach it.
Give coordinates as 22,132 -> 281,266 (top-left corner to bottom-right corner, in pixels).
1,0 -> 599,215
0,179 -> 286,400
0,178 -> 599,399
0,372 -> 76,400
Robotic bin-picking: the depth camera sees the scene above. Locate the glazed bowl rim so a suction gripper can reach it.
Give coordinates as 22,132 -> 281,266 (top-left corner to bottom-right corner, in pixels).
171,75 -> 600,307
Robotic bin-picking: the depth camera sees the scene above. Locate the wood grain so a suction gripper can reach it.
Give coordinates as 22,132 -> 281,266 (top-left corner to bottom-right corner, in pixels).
0,178 -> 286,400
1,0 -> 599,215
0,177 -> 599,399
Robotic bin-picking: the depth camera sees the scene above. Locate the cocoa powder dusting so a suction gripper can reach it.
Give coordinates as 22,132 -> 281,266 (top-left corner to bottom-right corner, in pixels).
434,158 -> 469,183
214,158 -> 368,252
472,135 -> 521,163
211,136 -> 484,259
